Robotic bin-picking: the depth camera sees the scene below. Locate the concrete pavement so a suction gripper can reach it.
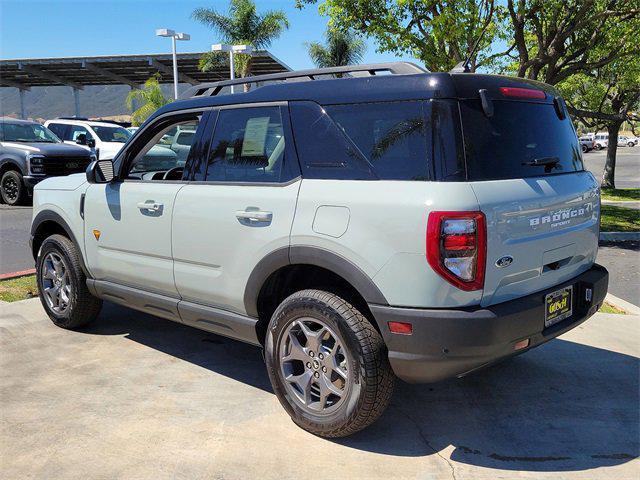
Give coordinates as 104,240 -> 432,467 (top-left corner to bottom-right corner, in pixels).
1,299 -> 638,479
0,204 -> 33,275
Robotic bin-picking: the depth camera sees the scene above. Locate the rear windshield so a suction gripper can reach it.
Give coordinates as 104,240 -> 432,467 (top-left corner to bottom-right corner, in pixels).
460,100 -> 583,181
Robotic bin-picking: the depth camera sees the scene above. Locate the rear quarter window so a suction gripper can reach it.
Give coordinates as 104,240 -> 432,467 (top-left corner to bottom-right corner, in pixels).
460,100 -> 583,181
290,100 -> 431,181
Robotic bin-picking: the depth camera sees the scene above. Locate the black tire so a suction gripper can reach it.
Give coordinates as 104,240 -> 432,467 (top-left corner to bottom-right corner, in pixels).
581,144 -> 587,153
265,289 -> 394,438
0,170 -> 26,206
36,234 -> 102,329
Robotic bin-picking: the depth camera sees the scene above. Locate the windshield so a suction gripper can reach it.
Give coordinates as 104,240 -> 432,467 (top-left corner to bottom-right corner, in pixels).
0,122 -> 61,143
92,125 -> 131,143
460,100 -> 583,181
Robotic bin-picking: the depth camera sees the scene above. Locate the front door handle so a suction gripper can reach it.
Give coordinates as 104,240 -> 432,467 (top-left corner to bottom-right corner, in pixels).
235,210 -> 273,222
137,201 -> 163,212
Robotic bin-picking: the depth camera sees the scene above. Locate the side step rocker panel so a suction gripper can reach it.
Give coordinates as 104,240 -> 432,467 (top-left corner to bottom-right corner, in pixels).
87,279 -> 260,345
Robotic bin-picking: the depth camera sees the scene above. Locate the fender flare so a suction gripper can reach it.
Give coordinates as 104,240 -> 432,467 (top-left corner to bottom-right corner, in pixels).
30,210 -> 89,276
243,245 -> 388,318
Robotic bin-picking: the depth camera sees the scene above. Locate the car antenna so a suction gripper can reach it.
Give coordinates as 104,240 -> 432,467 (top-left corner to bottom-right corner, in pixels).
450,0 -> 495,73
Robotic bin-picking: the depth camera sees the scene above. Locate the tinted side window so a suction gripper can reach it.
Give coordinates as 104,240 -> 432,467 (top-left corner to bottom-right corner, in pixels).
47,123 -> 69,140
68,125 -> 91,142
289,101 -> 376,180
125,118 -> 200,180
205,106 -> 286,183
325,101 -> 430,181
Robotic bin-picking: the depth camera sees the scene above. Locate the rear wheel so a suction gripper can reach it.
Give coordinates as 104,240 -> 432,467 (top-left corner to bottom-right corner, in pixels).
0,170 -> 26,206
265,289 -> 394,437
581,144 -> 588,153
36,234 -> 102,329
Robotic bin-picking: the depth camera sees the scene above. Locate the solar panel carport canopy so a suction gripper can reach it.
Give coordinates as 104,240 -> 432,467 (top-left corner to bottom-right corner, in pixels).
0,51 -> 290,90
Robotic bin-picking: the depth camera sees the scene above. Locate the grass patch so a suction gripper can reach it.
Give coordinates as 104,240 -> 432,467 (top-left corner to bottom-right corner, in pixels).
599,301 -> 627,315
601,188 -> 640,202
600,205 -> 640,232
0,275 -> 38,302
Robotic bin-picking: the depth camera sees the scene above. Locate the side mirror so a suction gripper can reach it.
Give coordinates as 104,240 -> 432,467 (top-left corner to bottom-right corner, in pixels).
75,133 -> 88,145
87,138 -> 96,148
86,160 -> 115,184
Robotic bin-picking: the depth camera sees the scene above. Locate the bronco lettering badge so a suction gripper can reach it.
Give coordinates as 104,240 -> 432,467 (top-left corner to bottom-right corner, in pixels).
529,203 -> 593,230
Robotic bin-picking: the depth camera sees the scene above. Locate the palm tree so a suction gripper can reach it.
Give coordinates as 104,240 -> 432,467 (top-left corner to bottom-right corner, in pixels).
307,28 -> 366,68
126,75 -> 170,126
192,0 -> 289,81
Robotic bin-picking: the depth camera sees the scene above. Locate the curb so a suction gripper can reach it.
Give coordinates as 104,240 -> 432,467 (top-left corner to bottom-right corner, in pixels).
605,293 -> 640,315
599,232 -> 640,242
0,269 -> 36,281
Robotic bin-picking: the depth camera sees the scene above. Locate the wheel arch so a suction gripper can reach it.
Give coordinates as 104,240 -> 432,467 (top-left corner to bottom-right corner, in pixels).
31,210 -> 89,277
0,158 -> 26,176
245,246 -> 389,345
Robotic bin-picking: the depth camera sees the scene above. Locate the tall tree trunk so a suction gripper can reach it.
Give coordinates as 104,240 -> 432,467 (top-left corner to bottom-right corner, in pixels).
601,121 -> 622,188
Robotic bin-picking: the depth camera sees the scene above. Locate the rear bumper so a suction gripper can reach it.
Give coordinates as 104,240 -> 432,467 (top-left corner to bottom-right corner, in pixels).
369,264 -> 608,383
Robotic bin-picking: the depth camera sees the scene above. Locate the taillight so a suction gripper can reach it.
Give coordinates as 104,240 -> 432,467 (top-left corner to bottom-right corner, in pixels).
499,86 -> 546,99
426,211 -> 486,291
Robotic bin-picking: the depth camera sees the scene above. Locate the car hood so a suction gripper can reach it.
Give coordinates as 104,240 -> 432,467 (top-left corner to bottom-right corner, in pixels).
1,141 -> 91,157
34,173 -> 87,191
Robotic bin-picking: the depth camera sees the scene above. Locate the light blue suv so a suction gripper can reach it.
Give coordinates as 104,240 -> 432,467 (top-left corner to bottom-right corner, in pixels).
30,63 -> 609,437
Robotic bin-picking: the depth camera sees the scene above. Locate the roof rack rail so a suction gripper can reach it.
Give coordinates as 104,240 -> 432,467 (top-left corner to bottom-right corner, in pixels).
180,62 -> 427,99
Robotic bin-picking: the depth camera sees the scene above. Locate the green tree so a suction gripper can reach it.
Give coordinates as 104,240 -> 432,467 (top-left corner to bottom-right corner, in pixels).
125,75 -> 170,126
193,0 -> 289,81
504,0 -> 640,84
296,0 -> 507,72
307,28 -> 366,68
559,57 -> 640,188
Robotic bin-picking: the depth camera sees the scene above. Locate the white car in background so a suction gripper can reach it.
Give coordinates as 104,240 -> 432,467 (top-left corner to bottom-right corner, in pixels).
593,133 -> 608,150
618,136 -> 637,147
44,118 -> 131,160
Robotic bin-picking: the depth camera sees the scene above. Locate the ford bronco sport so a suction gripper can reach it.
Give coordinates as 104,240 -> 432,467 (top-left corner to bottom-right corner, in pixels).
31,63 -> 609,437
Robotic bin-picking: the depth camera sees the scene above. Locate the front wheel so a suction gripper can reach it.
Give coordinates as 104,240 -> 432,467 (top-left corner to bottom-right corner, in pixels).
36,234 -> 102,329
265,289 -> 394,438
581,144 -> 588,153
0,170 -> 26,205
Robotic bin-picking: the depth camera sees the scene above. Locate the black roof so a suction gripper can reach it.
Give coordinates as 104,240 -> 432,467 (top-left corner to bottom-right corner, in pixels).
148,62 -> 560,123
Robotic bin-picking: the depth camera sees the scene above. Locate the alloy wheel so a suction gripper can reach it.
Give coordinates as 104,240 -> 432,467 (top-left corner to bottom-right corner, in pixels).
2,176 -> 19,203
41,252 -> 72,314
279,318 -> 350,414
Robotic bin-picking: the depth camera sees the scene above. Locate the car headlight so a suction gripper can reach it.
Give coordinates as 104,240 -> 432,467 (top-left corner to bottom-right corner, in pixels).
28,154 -> 45,174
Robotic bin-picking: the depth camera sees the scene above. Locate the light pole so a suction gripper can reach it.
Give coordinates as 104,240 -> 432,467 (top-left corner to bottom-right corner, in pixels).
156,28 -> 191,100
211,44 -> 253,93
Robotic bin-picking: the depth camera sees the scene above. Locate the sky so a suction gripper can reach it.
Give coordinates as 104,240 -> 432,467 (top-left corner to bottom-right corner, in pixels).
0,0 -> 417,70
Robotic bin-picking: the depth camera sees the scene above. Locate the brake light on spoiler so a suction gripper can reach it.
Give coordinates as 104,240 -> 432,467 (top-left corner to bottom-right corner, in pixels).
427,211 -> 487,291
499,86 -> 546,99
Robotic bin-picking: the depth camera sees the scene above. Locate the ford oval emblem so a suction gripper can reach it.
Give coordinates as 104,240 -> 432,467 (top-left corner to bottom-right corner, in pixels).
495,256 -> 513,268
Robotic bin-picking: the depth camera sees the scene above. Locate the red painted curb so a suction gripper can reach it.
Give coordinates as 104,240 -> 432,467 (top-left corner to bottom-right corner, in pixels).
0,269 -> 36,281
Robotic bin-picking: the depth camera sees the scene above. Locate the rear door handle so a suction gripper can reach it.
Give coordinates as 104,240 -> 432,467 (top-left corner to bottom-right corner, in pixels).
137,201 -> 163,212
235,210 -> 272,222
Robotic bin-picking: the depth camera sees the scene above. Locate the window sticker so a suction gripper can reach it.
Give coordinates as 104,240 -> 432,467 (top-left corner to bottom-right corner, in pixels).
241,116 -> 270,156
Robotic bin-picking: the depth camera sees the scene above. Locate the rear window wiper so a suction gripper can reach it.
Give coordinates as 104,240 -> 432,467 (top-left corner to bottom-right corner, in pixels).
522,156 -> 560,172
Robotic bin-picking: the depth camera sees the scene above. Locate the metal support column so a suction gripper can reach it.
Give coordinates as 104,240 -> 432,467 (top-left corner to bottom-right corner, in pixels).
73,87 -> 80,117
19,89 -> 26,119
